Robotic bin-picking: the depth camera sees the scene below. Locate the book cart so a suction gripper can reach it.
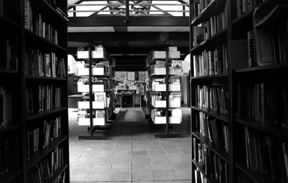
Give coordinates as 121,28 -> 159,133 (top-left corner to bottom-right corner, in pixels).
77,44 -> 115,140
190,0 -> 288,182
1,0 -> 69,182
146,45 -> 183,138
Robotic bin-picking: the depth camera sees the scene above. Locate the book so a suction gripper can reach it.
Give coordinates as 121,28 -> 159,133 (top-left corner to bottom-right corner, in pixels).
94,92 -> 106,103
95,110 -> 105,118
155,60 -> 165,68
115,71 -> 127,81
127,71 -> 135,80
231,39 -> 248,69
193,26 -> 204,46
45,54 -> 51,77
172,60 -> 182,71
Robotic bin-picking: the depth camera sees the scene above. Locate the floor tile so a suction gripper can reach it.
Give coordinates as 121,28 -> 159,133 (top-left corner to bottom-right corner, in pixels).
115,150 -> 131,157
174,169 -> 191,180
166,155 -> 187,163
113,156 -> 131,163
132,170 -> 154,181
132,150 -> 149,157
164,149 -> 182,156
109,170 -> 131,181
132,156 -> 151,164
111,163 -> 131,170
150,156 -> 169,164
77,154 -> 97,164
70,171 -> 89,181
170,162 -> 191,171
86,166 -> 111,181
153,170 -> 177,181
69,108 -> 191,182
151,162 -> 173,171
71,164 -> 93,173
132,162 -> 152,171
94,156 -> 114,166
148,149 -> 165,156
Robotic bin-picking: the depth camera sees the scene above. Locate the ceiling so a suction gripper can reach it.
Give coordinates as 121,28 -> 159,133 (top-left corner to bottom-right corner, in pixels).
67,0 -> 190,71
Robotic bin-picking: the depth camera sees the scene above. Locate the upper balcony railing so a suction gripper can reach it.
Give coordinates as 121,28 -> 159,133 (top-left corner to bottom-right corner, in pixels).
68,0 -> 189,17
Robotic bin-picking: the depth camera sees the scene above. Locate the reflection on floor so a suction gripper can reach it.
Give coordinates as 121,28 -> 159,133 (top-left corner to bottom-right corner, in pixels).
69,108 -> 191,183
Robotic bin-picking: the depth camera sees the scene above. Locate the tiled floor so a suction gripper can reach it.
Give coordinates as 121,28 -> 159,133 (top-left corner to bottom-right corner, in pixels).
68,107 -> 191,183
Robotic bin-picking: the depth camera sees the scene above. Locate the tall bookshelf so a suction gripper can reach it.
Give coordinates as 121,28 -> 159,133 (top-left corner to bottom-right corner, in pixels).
147,46 -> 183,138
77,44 -> 115,140
190,0 -> 288,182
0,0 -> 69,182
0,0 -> 22,182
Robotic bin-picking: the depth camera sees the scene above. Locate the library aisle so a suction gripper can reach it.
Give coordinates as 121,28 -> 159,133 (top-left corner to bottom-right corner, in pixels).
68,108 -> 191,183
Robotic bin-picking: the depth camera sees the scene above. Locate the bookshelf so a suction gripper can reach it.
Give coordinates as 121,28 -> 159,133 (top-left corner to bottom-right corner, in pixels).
0,0 -> 21,182
146,46 -> 183,138
76,44 -> 115,140
1,0 -> 69,182
190,0 -> 288,182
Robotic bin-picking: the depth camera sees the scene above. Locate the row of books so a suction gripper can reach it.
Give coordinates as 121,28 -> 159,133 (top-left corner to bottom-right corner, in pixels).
236,81 -> 288,128
193,6 -> 227,46
195,85 -> 229,115
241,7 -> 288,68
0,36 -> 18,70
28,146 -> 65,183
192,45 -> 228,77
27,116 -> 62,161
236,0 -> 267,18
196,112 -> 229,153
25,50 -> 66,78
0,134 -> 18,176
26,85 -> 62,114
243,126 -> 288,182
193,141 -> 229,183
237,23 -> 288,69
24,0 -> 59,44
255,16 -> 288,66
194,17 -> 288,75
0,87 -> 12,128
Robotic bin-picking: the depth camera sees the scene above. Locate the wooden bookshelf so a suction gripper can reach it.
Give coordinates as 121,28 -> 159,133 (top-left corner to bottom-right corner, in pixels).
0,0 -> 69,182
190,0 -> 288,182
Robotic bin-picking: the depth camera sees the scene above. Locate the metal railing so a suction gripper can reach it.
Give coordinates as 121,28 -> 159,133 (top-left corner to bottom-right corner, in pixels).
68,0 -> 189,17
